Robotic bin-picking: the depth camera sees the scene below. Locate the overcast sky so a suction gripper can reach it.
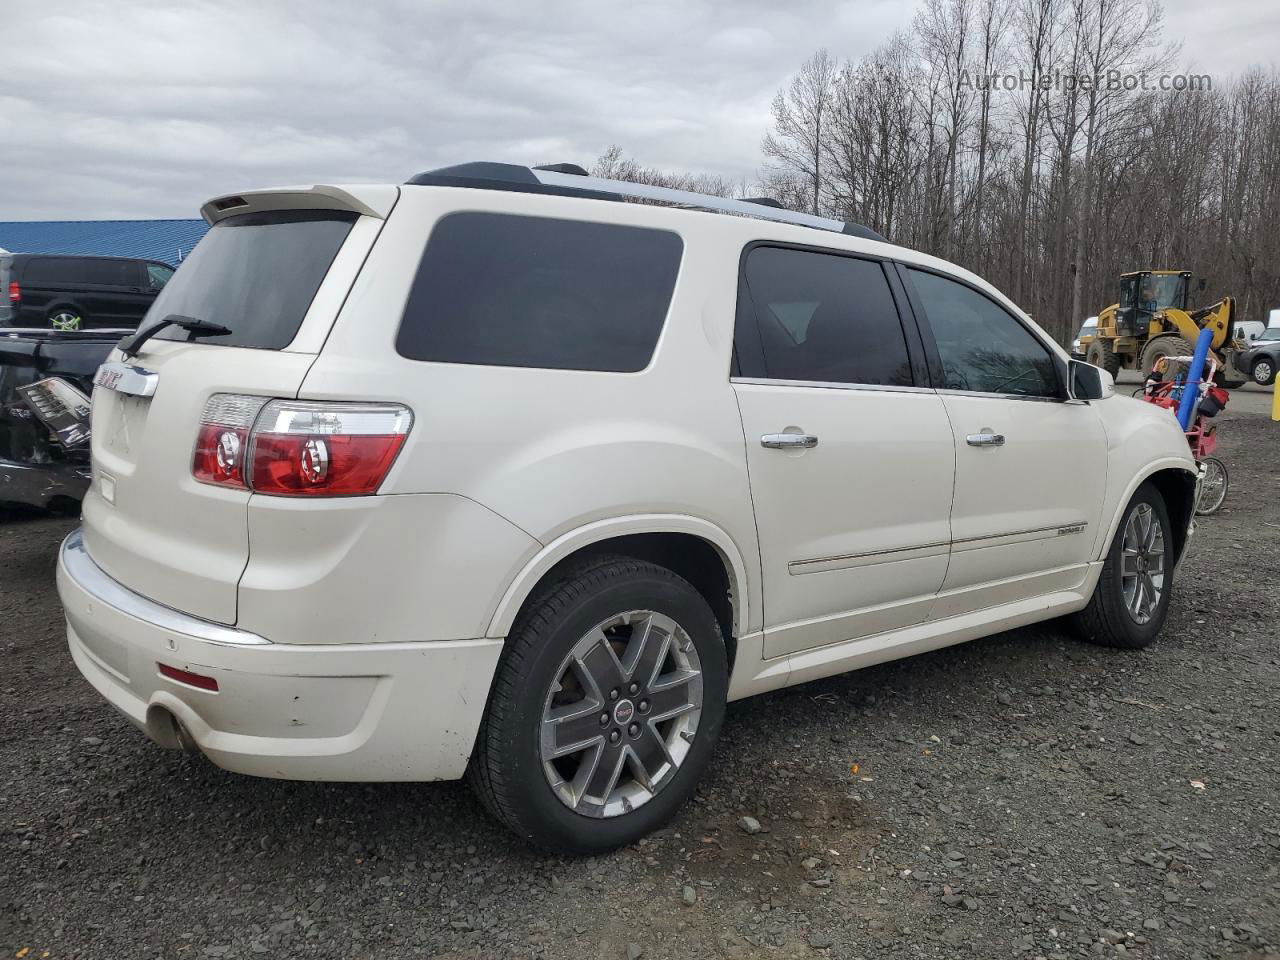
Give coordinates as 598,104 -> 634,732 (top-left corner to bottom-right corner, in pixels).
1,0 -> 1274,221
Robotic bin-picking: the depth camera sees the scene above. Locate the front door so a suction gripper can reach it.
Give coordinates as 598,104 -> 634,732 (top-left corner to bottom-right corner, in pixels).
732,245 -> 956,658
901,266 -> 1108,617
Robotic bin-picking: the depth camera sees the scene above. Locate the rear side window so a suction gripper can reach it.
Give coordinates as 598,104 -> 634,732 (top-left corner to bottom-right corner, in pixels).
23,258 -> 76,284
81,259 -> 139,286
396,213 -> 683,372
140,210 -> 357,349
906,268 -> 1059,397
735,246 -> 913,387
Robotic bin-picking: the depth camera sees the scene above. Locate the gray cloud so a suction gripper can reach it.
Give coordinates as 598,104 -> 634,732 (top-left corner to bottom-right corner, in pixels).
0,0 -> 1271,220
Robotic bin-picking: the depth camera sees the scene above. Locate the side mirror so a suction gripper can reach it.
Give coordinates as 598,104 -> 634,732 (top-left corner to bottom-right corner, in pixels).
1069,359 -> 1113,401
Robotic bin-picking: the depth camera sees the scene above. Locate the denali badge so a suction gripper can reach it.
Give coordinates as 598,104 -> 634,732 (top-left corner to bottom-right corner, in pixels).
1057,523 -> 1085,536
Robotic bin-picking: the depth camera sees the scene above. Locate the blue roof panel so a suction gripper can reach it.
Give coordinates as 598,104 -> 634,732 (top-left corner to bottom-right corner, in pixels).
0,219 -> 209,266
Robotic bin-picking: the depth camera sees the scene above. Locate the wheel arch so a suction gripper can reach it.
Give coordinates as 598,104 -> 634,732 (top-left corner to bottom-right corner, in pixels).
486,515 -> 751,666
1097,462 -> 1197,568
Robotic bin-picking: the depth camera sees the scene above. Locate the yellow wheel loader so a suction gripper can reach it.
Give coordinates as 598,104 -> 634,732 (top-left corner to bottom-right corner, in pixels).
1081,270 -> 1249,387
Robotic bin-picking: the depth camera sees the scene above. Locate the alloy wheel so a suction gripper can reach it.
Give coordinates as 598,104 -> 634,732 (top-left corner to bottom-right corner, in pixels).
50,312 -> 82,331
1254,360 -> 1274,385
1120,502 -> 1166,625
540,610 -> 703,818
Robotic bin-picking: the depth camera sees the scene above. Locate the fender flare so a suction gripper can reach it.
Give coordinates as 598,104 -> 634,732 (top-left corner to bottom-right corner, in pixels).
486,514 -> 752,639
1094,457 -> 1198,562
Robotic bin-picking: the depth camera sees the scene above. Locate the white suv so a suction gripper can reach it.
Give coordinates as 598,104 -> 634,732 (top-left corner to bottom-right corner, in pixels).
57,162 -> 1198,853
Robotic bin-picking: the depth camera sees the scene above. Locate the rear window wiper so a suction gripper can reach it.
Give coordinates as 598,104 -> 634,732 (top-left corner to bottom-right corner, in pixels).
119,314 -> 232,358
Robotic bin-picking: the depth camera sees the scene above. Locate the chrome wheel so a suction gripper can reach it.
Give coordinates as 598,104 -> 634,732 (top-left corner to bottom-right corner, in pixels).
1120,502 -> 1166,625
1196,457 -> 1228,516
50,311 -> 82,331
1254,359 -> 1274,385
540,610 -> 703,819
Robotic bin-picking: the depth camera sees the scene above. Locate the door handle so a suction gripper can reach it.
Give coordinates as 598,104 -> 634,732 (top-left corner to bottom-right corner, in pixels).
761,433 -> 819,449
966,432 -> 1005,447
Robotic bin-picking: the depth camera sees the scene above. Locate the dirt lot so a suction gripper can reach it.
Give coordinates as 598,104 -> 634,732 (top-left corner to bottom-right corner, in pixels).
3,407 -> 1278,960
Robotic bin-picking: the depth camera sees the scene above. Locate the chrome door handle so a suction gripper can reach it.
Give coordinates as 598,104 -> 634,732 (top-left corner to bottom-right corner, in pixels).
966,432 -> 1005,447
761,433 -> 819,449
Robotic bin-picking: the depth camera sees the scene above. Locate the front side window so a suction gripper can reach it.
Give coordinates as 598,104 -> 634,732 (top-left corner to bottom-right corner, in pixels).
146,263 -> 174,289
735,246 -> 913,387
907,268 -> 1059,398
396,213 -> 683,372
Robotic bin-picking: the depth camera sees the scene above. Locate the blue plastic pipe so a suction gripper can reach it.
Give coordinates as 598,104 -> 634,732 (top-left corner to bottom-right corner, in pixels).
1176,327 -> 1215,430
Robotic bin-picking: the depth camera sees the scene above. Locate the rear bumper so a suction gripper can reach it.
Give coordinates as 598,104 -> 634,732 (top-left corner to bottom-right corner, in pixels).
56,528 -> 503,782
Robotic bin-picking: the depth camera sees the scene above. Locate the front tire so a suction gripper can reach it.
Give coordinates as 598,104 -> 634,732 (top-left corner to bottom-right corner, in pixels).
1141,335 -> 1192,379
1252,356 -> 1276,386
1086,339 -> 1122,379
1070,483 -> 1174,649
468,556 -> 728,854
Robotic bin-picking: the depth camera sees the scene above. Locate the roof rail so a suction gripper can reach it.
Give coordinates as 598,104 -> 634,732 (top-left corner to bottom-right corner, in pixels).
404,162 -> 887,242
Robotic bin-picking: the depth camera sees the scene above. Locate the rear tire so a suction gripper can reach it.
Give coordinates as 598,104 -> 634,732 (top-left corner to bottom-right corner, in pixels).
1141,335 -> 1192,379
47,308 -> 83,331
468,556 -> 728,854
1252,356 -> 1276,386
1070,483 -> 1173,650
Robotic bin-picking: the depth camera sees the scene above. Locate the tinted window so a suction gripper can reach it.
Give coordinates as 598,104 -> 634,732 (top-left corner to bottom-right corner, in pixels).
81,259 -> 139,286
23,258 -> 76,284
137,210 -> 356,350
396,213 -> 683,372
907,268 -> 1058,397
146,263 -> 174,289
736,246 -> 912,386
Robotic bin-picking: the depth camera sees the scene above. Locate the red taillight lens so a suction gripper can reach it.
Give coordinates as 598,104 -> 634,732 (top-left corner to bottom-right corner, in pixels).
250,433 -> 407,496
192,395 -> 412,497
248,400 -> 412,497
7,281 -> 19,304
192,395 -> 267,489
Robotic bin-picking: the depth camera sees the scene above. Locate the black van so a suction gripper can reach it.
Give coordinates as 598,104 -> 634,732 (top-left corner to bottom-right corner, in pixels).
1,253 -> 174,330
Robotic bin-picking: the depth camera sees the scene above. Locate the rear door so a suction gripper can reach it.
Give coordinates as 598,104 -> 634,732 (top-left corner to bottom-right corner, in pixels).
732,245 -> 955,657
82,193 -> 394,623
900,266 -> 1107,617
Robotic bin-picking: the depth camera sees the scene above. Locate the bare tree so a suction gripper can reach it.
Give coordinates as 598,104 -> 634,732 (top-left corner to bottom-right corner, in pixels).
762,48 -> 839,215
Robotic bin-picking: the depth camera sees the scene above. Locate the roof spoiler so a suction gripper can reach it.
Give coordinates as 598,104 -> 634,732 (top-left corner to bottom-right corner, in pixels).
200,184 -> 399,225
404,162 -> 888,242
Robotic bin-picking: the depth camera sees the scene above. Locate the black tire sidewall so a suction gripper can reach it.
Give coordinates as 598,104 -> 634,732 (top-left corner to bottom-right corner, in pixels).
1099,483 -> 1174,646
1253,358 -> 1275,386
496,568 -> 728,854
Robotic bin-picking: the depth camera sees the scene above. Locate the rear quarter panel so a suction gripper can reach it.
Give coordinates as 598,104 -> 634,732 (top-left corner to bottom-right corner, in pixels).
295,187 -> 762,635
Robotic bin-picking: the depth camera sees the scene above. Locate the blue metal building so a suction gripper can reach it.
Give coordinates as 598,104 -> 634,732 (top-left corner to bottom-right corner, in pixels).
0,220 -> 209,266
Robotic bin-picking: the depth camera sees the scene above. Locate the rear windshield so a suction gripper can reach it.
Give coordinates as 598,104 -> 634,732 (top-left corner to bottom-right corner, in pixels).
396,212 -> 683,372
140,209 -> 356,349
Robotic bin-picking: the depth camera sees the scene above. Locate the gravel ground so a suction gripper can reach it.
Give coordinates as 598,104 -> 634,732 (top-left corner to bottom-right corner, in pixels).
3,408 -> 1278,960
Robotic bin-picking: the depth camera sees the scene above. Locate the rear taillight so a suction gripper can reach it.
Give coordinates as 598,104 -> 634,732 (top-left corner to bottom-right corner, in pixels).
192,395 -> 412,497
192,394 -> 268,488
7,281 -> 19,304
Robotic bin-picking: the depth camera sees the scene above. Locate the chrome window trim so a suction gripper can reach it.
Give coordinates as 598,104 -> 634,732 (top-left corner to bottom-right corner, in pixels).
730,376 -> 936,396
934,387 -> 1067,404
60,529 -> 271,646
